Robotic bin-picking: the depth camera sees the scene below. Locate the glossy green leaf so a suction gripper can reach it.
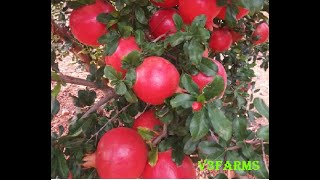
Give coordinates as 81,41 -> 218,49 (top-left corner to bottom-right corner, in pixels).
173,13 -> 183,31
172,141 -> 184,165
180,74 -> 199,95
183,137 -> 199,155
233,117 -> 248,141
124,89 -> 138,103
115,81 -> 127,95
135,6 -> 147,24
121,50 -> 142,69
137,127 -> 155,141
207,105 -> 232,142
257,125 -> 269,142
249,153 -> 269,178
199,57 -> 218,76
135,29 -> 145,46
170,94 -> 196,109
202,76 -> 225,100
253,98 -> 269,120
188,39 -> 204,65
104,65 -> 122,81
148,146 -> 158,166
190,110 -> 209,141
226,150 -> 247,175
198,141 -> 225,161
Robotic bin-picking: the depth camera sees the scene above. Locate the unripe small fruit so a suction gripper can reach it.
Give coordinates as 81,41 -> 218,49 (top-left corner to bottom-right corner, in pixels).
192,102 -> 203,112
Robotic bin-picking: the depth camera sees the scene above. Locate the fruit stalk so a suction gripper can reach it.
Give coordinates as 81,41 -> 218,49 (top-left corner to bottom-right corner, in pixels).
152,123 -> 168,145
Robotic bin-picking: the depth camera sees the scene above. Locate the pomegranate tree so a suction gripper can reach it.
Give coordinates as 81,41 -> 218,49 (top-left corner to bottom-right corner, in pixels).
51,0 -> 269,179
69,0 -> 114,46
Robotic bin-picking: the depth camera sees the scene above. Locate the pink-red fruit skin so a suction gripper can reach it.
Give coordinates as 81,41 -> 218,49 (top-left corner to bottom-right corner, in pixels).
149,9 -> 178,40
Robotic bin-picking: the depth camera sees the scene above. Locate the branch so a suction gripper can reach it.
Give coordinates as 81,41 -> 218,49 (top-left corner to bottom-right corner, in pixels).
261,140 -> 269,174
152,123 -> 168,145
58,74 -> 98,89
209,129 -> 219,144
51,16 -> 92,71
151,32 -> 169,43
226,140 -> 268,151
86,103 -> 132,143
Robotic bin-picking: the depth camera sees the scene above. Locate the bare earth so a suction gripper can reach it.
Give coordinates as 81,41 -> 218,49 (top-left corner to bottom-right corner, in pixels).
51,55 -> 269,179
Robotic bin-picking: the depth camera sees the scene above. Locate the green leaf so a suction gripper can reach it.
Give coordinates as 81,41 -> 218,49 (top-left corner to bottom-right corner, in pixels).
135,6 -> 147,25
118,22 -> 133,37
202,76 -> 225,100
158,136 -> 177,152
96,13 -> 110,24
51,83 -> 61,97
115,81 -> 127,95
55,149 -> 69,178
191,15 -> 207,29
197,28 -> 211,42
233,117 -> 248,141
180,74 -> 199,95
213,173 -> 228,179
199,57 -> 218,76
257,125 -> 269,142
173,14 -> 183,31
136,0 -> 149,6
225,4 -> 239,27
253,98 -> 269,120
156,106 -> 174,123
236,95 -> 246,109
170,94 -> 196,109
124,68 -> 136,87
239,0 -> 264,15
216,0 -> 228,7
207,105 -> 232,142
72,89 -> 97,107
237,141 -> 255,159
137,127 -> 155,141
165,31 -> 186,47
188,39 -> 205,65
148,146 -> 158,166
121,50 -> 142,69
249,154 -> 269,178
198,141 -> 225,161
135,29 -> 145,46
124,89 -> 138,103
190,110 -> 209,141
103,30 -> 120,56
172,141 -> 184,165
184,137 -> 199,155
226,151 -> 247,176
104,65 -> 122,81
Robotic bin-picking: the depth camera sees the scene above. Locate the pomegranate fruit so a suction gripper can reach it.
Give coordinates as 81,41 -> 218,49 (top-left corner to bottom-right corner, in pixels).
95,127 -> 148,178
230,30 -> 244,43
141,149 -> 196,178
133,110 -> 163,131
216,5 -> 249,20
69,0 -> 115,46
105,36 -> 140,77
209,28 -> 233,52
133,56 -> 180,105
191,58 -> 227,96
192,102 -> 203,112
149,9 -> 178,40
252,22 -> 269,45
150,0 -> 178,8
178,0 -> 222,31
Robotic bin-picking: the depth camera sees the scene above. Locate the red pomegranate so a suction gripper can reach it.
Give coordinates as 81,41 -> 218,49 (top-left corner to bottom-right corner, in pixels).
216,5 -> 249,20
191,58 -> 227,97
209,28 -> 233,52
178,0 -> 222,31
192,102 -> 203,112
69,0 -> 115,46
133,56 -> 180,105
149,9 -> 178,40
105,36 -> 140,77
150,0 -> 178,8
133,110 -> 163,131
95,127 -> 148,178
141,149 -> 196,178
252,22 -> 269,45
230,30 -> 244,43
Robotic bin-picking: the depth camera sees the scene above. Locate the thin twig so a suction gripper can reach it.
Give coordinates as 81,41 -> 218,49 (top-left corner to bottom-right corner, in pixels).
261,139 -> 269,174
86,103 -> 132,143
134,104 -> 150,119
151,33 -> 168,43
152,123 -> 168,145
79,93 -> 115,120
209,129 -> 219,143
